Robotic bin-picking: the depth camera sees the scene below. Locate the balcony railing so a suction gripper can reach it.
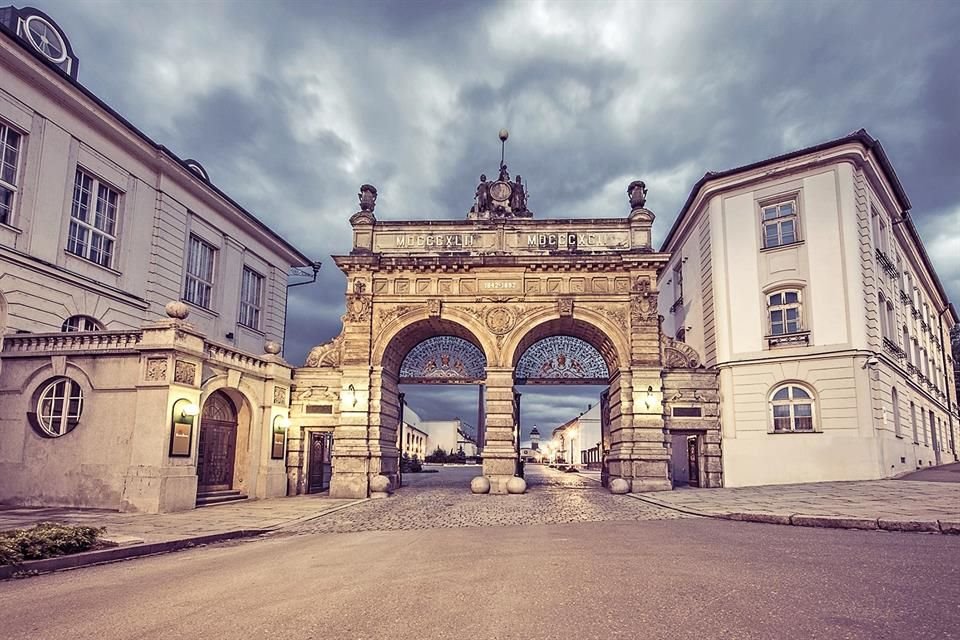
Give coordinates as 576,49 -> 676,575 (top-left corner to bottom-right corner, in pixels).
883,337 -> 906,359
205,341 -> 268,373
767,330 -> 811,348
669,296 -> 684,314
875,249 -> 898,278
1,330 -> 143,354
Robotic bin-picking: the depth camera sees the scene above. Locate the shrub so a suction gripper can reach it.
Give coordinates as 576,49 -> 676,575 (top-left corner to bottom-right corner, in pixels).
0,522 -> 105,566
425,446 -> 448,463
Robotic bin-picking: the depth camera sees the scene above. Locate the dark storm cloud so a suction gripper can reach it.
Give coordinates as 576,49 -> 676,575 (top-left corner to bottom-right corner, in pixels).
35,0 -> 960,426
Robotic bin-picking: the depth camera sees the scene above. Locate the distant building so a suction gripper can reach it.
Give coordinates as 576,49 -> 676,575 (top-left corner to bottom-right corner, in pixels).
419,418 -> 479,458
549,405 -> 602,469
399,406 -> 427,460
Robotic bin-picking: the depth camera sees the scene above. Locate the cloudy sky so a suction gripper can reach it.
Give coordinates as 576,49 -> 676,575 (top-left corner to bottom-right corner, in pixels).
37,0 -> 960,438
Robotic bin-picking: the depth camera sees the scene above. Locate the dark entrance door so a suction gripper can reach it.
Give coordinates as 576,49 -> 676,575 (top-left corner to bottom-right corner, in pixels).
687,436 -> 700,488
308,432 -> 333,493
197,392 -> 238,492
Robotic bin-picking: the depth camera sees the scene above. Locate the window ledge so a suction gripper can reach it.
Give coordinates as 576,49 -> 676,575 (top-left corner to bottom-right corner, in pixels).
768,430 -> 821,435
0,221 -> 23,234
181,299 -> 219,318
760,240 -> 804,253
238,323 -> 265,336
895,434 -> 904,439
64,250 -> 122,277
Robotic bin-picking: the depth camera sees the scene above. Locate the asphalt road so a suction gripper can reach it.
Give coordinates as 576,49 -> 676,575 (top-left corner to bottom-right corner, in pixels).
2,518 -> 957,640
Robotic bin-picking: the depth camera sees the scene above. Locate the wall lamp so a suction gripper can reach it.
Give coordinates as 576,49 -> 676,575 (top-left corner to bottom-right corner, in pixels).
172,398 -> 200,426
645,386 -> 656,409
273,415 -> 291,432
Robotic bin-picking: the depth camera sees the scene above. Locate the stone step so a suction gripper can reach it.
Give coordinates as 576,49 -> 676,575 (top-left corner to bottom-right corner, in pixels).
195,490 -> 248,507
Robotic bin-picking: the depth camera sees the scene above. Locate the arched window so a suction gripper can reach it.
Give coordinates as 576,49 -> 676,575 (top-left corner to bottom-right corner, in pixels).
769,383 -> 815,433
767,290 -> 802,335
61,315 -> 103,332
891,387 -> 901,437
35,377 -> 84,437
902,326 -> 911,363
675,326 -> 686,343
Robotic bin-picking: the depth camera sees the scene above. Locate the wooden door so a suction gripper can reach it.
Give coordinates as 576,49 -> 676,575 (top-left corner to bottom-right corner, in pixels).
197,393 -> 238,492
308,432 -> 333,493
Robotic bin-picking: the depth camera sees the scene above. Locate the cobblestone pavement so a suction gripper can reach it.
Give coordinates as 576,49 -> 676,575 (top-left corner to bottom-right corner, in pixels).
290,464 -> 690,534
634,479 -> 960,524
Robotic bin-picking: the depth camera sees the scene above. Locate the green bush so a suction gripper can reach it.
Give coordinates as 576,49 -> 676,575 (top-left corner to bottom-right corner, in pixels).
425,446 -> 448,463
0,522 -> 105,566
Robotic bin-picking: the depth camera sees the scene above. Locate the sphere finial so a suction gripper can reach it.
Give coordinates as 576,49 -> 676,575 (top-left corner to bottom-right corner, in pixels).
498,128 -> 509,142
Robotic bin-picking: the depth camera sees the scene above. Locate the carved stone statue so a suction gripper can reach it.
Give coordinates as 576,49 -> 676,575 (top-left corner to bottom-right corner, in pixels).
510,175 -> 527,212
358,184 -> 377,212
353,278 -> 366,294
475,174 -> 490,212
627,180 -> 647,209
498,163 -> 510,182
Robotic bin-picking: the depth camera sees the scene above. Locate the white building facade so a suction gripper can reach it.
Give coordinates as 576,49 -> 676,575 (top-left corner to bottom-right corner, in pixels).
659,130 -> 958,487
0,6 -> 313,512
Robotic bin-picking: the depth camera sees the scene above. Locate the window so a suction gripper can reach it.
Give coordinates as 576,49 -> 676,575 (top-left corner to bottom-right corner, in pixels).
35,377 -> 83,437
891,387 -> 901,437
239,267 -> 264,330
902,327 -> 911,363
61,315 -> 104,332
0,122 -> 22,226
673,264 -> 683,303
675,326 -> 686,343
67,169 -> 119,268
911,401 -> 918,444
770,384 -> 815,432
872,209 -> 888,254
184,235 -> 216,309
879,292 -> 889,339
761,199 -> 799,248
768,290 -> 802,335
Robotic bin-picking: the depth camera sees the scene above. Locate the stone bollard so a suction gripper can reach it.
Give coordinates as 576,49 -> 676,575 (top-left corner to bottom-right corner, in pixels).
609,478 -> 630,495
369,474 -> 392,499
506,476 -> 527,494
470,476 -> 491,494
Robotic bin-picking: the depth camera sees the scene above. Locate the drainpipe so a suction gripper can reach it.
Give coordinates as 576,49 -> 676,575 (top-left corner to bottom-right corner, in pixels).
281,261 -> 322,358
937,306 -> 957,460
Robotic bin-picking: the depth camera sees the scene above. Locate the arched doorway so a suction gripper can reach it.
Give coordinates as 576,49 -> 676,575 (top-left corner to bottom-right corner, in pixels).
510,318 -> 621,488
375,318 -> 489,491
197,391 -> 239,494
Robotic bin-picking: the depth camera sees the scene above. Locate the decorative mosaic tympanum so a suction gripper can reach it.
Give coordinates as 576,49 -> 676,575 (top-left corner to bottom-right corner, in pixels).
515,335 -> 609,381
400,336 -> 486,382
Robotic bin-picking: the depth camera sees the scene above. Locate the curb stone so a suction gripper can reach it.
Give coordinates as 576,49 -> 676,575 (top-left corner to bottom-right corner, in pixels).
789,515 -> 879,530
938,521 -> 960,534
0,529 -> 267,580
0,498 -> 373,580
627,494 -> 956,534
877,518 -> 940,533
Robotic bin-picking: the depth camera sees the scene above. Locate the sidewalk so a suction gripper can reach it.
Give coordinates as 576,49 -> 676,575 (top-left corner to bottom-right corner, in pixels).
632,479 -> 960,533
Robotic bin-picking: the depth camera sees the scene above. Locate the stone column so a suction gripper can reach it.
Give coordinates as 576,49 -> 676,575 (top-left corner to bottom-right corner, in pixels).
329,365 -> 373,499
481,367 -> 517,494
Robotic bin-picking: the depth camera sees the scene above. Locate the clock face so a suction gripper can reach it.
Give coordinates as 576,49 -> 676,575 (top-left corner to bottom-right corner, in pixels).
24,15 -> 67,63
489,181 -> 512,202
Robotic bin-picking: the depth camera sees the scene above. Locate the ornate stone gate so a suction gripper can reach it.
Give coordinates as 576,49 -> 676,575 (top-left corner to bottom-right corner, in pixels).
291,158 -> 720,498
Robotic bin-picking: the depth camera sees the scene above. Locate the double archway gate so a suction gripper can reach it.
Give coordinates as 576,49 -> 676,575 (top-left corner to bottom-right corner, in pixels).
290,182 -> 720,498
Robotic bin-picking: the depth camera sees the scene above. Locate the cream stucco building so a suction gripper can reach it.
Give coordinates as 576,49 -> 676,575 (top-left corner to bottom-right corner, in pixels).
659,130 -> 959,486
0,6 -> 313,512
